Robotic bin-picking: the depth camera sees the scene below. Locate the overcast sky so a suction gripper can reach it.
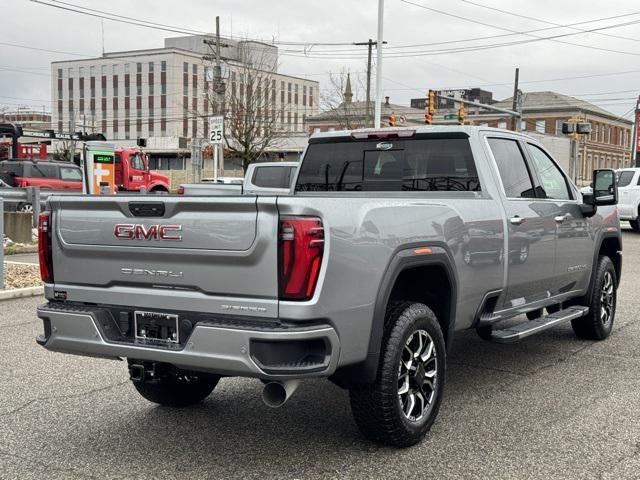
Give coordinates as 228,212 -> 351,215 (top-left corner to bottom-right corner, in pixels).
1,0 -> 639,119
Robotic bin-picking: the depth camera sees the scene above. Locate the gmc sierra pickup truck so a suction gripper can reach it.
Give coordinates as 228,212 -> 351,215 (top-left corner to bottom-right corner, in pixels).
36,126 -> 621,447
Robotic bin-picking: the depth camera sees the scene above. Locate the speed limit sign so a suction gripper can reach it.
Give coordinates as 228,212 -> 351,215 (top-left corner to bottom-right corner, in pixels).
209,116 -> 224,144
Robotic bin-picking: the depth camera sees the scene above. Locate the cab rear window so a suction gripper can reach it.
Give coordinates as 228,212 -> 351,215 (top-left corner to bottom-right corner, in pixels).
295,138 -> 480,192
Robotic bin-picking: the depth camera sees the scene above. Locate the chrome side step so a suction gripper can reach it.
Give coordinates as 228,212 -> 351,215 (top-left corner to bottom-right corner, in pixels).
490,306 -> 589,344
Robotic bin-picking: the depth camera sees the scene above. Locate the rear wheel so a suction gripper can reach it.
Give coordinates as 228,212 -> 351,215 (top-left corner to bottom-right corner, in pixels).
571,256 -> 617,340
349,302 -> 446,447
629,219 -> 640,231
130,362 -> 220,408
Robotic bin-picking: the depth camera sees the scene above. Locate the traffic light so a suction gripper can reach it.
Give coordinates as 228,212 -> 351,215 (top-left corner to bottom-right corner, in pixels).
425,112 -> 433,125
427,90 -> 436,115
457,105 -> 465,125
388,114 -> 396,127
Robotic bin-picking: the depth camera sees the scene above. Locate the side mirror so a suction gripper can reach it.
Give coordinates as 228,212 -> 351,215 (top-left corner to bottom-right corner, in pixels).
592,169 -> 617,206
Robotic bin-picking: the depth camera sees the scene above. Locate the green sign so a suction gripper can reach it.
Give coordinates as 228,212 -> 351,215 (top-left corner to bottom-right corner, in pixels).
444,114 -> 457,120
93,154 -> 114,164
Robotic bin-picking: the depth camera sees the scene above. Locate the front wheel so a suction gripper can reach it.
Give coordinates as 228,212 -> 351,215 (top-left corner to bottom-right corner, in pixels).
349,302 -> 446,447
131,363 -> 220,408
571,256 -> 617,340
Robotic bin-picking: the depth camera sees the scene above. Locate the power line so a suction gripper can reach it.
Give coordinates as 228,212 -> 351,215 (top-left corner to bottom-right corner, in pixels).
460,0 -> 640,44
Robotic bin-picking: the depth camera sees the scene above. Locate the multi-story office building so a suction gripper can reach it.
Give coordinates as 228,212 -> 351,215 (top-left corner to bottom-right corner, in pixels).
51,35 -> 319,170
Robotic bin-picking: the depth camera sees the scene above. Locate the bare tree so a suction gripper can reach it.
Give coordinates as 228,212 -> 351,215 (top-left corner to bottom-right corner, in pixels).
201,42 -> 284,172
320,69 -> 365,129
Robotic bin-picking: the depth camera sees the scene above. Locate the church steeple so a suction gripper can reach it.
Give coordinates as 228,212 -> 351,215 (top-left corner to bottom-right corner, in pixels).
344,73 -> 353,104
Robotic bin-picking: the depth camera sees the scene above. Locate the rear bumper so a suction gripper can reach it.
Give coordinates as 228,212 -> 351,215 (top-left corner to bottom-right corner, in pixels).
36,304 -> 340,380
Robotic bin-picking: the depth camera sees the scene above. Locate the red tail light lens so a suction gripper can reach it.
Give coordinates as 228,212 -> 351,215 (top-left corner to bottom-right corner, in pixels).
278,217 -> 324,301
38,212 -> 53,283
177,185 -> 185,195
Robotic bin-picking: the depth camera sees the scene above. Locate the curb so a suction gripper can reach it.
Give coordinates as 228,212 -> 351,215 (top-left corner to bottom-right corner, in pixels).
0,286 -> 44,301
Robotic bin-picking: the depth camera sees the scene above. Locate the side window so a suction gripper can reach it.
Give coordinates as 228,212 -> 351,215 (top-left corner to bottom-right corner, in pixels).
487,138 -> 535,198
60,167 -> 82,181
129,153 -> 145,171
616,171 -> 634,187
526,144 -> 571,200
252,166 -> 287,188
30,164 -> 58,179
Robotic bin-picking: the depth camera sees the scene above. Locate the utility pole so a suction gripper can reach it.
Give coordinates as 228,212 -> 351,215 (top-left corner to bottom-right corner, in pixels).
511,68 -> 519,131
354,39 -> 388,128
203,16 -> 229,178
631,96 -> 640,167
374,0 -> 385,128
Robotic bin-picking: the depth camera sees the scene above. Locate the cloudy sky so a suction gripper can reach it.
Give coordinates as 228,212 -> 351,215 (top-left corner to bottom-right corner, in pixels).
1,0 -> 639,119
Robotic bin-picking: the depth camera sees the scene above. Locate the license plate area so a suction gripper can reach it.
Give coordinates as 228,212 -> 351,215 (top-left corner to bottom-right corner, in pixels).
134,311 -> 179,345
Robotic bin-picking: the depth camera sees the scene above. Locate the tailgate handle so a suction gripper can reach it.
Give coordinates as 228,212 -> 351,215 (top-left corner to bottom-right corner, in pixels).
129,202 -> 165,217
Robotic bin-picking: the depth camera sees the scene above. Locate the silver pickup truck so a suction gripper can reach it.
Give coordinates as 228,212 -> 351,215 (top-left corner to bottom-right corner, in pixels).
36,126 -> 621,447
178,161 -> 298,196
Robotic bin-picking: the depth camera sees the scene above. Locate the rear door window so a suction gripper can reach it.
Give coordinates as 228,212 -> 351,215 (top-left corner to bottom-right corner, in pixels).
296,137 -> 480,192
487,138 -> 536,198
30,163 -> 58,179
252,166 -> 290,189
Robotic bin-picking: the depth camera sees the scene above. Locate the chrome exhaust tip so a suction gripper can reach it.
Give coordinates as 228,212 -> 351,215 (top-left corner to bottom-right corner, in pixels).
262,380 -> 301,408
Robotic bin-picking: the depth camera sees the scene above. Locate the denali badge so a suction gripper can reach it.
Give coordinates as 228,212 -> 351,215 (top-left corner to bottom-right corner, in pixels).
114,224 -> 182,241
121,268 -> 183,278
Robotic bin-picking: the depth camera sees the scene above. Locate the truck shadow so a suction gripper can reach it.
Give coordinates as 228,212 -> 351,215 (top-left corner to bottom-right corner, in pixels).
89,322 -> 589,474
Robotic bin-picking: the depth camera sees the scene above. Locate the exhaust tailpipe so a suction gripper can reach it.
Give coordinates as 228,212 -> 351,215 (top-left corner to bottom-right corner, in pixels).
262,380 -> 301,408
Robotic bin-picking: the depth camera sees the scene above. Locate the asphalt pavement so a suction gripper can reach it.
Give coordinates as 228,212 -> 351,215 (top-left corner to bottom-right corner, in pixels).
1,230 -> 640,479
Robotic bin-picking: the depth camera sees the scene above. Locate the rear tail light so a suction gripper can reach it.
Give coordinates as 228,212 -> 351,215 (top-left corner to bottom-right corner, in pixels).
278,217 -> 324,301
177,186 -> 185,195
38,212 -> 53,283
351,128 -> 415,140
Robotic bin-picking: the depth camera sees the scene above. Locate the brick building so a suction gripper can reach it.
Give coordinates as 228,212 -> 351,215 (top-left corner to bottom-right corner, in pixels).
473,91 -> 633,183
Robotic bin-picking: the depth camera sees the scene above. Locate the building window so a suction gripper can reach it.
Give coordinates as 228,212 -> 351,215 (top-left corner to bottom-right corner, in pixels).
125,74 -> 130,97
535,120 -> 545,134
606,126 -> 611,144
124,64 -> 130,74
57,68 -> 63,79
303,85 -> 307,106
294,84 -> 299,105
280,81 -> 285,104
101,65 -> 107,76
555,119 -> 564,136
136,62 -> 142,74
101,76 -> 106,98
113,75 -> 118,98
309,87 -> 314,108
287,82 -> 292,104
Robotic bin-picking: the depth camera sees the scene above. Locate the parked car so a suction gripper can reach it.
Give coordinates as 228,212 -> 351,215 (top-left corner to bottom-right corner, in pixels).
178,161 -> 298,196
36,127 -> 621,447
0,159 -> 82,212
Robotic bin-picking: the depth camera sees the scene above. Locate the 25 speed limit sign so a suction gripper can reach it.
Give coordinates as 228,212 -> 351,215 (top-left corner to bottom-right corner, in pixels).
209,116 -> 224,144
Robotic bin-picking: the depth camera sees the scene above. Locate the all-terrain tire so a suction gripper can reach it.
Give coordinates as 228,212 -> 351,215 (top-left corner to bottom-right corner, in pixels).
349,302 -> 446,447
133,370 -> 220,408
571,255 -> 617,340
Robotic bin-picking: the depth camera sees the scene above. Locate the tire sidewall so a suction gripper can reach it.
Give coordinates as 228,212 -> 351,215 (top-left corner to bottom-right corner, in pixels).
383,305 -> 446,439
590,256 -> 617,338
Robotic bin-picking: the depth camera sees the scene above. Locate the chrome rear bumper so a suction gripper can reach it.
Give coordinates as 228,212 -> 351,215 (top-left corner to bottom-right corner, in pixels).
37,304 -> 340,379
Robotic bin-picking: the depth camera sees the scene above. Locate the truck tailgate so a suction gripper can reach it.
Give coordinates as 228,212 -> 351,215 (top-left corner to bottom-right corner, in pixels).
48,195 -> 279,316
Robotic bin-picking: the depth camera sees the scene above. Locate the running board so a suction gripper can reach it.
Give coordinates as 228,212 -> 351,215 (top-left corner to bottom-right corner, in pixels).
490,306 -> 589,343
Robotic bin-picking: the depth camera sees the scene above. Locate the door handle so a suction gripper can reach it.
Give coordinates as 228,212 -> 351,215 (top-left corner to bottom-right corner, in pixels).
510,216 -> 525,226
555,214 -> 570,223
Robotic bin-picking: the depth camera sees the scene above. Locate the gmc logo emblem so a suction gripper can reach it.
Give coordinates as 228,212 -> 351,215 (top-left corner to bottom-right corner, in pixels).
114,224 -> 182,241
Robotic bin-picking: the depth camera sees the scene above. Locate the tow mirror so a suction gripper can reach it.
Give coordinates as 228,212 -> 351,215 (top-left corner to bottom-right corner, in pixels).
592,169 -> 617,206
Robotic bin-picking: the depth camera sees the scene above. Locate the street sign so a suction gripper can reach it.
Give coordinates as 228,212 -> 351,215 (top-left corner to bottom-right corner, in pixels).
444,114 -> 457,120
209,116 -> 224,144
